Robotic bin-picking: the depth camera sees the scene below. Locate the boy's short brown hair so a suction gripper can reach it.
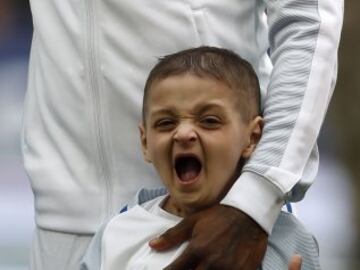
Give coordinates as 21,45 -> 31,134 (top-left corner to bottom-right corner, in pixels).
142,46 -> 261,123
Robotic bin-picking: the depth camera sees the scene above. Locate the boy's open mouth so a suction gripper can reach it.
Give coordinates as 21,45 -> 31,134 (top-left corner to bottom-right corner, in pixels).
175,155 -> 202,182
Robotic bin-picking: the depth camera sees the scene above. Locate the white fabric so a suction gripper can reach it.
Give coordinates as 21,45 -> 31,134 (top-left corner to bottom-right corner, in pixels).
81,194 -> 321,270
101,196 -> 187,270
30,227 -> 93,270
24,0 -> 343,236
222,0 -> 344,232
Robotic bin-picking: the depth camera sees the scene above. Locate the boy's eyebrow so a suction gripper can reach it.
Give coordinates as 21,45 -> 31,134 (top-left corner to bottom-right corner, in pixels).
148,108 -> 178,117
195,102 -> 228,114
149,102 -> 229,117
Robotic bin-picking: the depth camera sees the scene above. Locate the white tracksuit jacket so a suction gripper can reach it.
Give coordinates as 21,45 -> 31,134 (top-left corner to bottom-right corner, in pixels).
23,0 -> 343,234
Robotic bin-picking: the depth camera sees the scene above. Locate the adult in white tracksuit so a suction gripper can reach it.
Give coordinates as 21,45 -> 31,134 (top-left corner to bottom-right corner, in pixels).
24,1 -> 343,269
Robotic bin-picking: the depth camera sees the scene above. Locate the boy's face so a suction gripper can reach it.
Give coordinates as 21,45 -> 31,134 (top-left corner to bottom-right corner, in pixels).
140,73 -> 262,217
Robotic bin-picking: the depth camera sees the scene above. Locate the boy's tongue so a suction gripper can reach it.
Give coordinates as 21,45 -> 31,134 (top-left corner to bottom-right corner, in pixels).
176,157 -> 201,182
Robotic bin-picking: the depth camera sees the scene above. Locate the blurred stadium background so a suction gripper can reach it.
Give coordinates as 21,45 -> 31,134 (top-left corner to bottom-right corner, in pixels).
0,1 -> 359,269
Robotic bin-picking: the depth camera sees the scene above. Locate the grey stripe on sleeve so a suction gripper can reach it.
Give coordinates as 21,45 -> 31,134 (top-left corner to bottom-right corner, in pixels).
245,0 -> 321,174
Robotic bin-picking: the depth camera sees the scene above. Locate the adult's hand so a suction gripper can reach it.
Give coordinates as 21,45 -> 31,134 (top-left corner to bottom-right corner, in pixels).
149,204 -> 268,270
288,255 -> 302,270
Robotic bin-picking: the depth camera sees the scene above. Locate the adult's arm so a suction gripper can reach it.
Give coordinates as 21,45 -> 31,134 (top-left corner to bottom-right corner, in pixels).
222,0 -> 344,234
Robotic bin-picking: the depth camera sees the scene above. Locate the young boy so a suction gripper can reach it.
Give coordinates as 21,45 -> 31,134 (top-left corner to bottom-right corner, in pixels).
81,47 -> 320,270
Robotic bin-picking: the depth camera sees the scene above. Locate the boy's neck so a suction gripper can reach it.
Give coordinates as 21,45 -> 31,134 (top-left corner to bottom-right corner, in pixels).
161,195 -> 194,218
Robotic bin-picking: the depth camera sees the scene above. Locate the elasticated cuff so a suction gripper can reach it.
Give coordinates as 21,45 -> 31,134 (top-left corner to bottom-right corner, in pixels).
221,171 -> 284,234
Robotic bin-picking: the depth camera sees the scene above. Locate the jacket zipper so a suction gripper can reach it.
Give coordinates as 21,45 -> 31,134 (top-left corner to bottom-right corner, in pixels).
85,0 -> 113,219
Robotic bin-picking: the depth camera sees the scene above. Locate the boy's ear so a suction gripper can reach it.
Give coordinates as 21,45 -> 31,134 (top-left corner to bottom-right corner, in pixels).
242,116 -> 263,159
139,123 -> 152,163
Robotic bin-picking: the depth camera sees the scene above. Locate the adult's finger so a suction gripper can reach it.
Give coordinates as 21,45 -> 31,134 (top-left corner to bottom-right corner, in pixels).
288,255 -> 302,270
163,246 -> 198,270
149,216 -> 196,250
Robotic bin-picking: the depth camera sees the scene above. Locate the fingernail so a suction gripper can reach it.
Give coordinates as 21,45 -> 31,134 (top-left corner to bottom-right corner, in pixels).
149,237 -> 161,246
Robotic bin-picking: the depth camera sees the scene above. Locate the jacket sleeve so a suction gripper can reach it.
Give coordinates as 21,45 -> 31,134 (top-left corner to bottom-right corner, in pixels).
222,0 -> 344,234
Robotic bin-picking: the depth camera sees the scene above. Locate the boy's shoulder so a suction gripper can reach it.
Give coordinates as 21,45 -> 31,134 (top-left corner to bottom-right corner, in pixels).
271,211 -> 318,246
81,190 -> 179,270
102,188 -> 176,236
123,187 -> 168,211
263,212 -> 321,270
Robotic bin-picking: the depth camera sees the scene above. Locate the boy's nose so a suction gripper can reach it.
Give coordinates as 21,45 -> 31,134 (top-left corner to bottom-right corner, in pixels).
173,123 -> 197,144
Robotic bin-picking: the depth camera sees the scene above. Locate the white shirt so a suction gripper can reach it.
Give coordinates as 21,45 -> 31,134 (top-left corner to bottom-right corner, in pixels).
81,192 -> 321,270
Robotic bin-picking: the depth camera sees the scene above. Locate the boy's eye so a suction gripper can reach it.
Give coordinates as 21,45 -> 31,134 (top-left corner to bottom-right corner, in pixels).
199,116 -> 222,128
154,118 -> 176,130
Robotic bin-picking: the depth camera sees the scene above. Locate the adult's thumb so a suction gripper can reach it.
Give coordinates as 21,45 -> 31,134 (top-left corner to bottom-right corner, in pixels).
288,255 -> 302,270
149,216 -> 196,251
